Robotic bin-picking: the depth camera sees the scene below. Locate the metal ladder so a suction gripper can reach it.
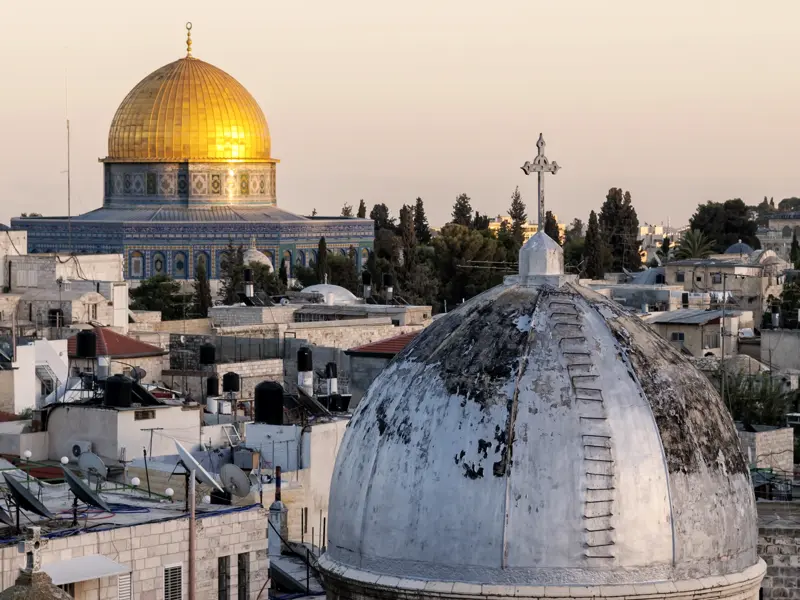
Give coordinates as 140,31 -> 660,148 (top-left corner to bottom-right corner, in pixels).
222,424 -> 242,447
547,293 -> 616,562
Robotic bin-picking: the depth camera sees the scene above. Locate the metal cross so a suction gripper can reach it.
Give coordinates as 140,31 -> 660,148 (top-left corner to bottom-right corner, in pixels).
521,133 -> 561,233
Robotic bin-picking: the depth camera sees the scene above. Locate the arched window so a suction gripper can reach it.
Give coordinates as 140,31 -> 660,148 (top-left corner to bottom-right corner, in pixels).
218,251 -> 230,276
152,252 -> 166,275
309,250 -> 317,267
340,248 -> 348,257
174,252 -> 187,278
129,251 -> 144,279
361,248 -> 370,268
296,250 -> 306,267
195,252 -> 210,278
282,250 -> 292,278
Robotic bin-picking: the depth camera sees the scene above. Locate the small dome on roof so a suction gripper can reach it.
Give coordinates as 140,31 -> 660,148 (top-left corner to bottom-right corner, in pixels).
242,237 -> 273,272
725,241 -> 754,255
301,284 -> 358,305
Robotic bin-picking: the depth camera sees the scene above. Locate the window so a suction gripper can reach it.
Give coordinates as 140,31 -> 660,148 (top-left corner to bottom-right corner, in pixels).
704,332 -> 720,348
218,556 -> 230,599
57,582 -> 75,596
237,553 -> 250,600
130,251 -> 144,278
48,309 -> 64,327
174,253 -> 187,278
90,303 -> 98,320
164,564 -> 182,600
153,252 -> 166,275
676,271 -> 685,283
670,332 -> 685,342
134,409 -> 155,421
118,572 -> 132,600
695,276 -> 702,282
712,273 -> 722,284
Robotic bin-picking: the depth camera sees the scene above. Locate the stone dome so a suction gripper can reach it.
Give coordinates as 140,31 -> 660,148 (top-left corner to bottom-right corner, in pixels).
724,242 -> 754,255
105,55 -> 270,162
319,274 -> 764,597
0,572 -> 72,599
301,284 -> 358,305
243,238 -> 274,271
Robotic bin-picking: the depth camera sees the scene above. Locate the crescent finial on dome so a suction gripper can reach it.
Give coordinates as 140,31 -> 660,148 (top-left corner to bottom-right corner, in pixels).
186,22 -> 193,57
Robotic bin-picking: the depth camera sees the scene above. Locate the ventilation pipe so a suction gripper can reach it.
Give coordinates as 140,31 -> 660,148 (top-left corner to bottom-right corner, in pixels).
297,347 -> 313,397
325,362 -> 338,396
362,271 -> 372,299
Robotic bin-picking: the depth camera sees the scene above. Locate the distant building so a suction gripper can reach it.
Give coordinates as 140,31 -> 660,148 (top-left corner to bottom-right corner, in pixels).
345,331 -> 420,407
487,214 -> 566,243
757,213 -> 800,261
643,308 -> 753,357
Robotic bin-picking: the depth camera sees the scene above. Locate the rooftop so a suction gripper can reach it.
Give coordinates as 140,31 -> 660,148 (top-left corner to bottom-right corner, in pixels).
67,327 -> 166,359
646,308 -> 741,325
345,331 -> 421,358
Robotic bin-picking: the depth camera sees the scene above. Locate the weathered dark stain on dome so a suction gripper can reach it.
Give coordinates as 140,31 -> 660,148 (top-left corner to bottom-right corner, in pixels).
409,287 -> 540,409
591,293 -> 748,476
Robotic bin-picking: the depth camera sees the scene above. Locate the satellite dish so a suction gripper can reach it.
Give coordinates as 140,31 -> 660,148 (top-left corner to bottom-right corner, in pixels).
174,441 -> 224,493
0,506 -> 13,527
78,452 -> 108,480
220,464 -> 251,498
2,473 -> 53,519
133,367 -> 147,381
62,467 -> 112,513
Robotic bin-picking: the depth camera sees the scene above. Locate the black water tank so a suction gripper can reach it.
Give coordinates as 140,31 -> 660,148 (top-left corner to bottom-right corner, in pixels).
297,347 -> 313,372
254,381 -> 283,425
75,330 -> 97,358
206,374 -> 219,397
325,362 -> 337,379
382,273 -> 393,287
222,371 -> 240,393
243,268 -> 254,283
361,271 -> 371,286
199,343 -> 216,366
104,375 -> 132,408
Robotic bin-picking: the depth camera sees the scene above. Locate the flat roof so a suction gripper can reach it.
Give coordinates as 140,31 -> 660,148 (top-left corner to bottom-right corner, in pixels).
43,555 -> 130,585
646,309 -> 742,325
346,331 -> 421,357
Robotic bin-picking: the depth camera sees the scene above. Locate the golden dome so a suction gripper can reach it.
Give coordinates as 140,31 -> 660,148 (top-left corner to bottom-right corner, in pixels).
106,56 -> 271,162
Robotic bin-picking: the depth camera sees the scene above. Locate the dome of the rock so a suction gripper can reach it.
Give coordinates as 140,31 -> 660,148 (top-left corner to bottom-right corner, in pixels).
106,56 -> 270,162
319,235 -> 764,600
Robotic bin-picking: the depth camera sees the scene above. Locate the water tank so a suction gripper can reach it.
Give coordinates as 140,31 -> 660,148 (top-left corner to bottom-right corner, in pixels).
362,271 -> 372,286
206,374 -> 219,397
199,343 -> 216,366
254,381 -> 284,425
297,347 -> 313,372
104,375 -> 132,408
382,273 -> 393,288
222,372 -> 240,393
244,268 -> 254,283
325,362 -> 338,379
75,330 -> 97,359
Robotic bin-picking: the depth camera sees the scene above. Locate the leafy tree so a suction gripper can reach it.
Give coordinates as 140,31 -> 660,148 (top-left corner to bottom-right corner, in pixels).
399,262 -> 440,306
370,203 -> 395,233
191,262 -> 212,317
294,265 -> 318,289
674,229 -> 715,260
130,275 -> 184,320
565,218 -> 584,244
473,212 -> 490,231
341,202 -> 353,217
778,197 -> 800,212
598,188 -> 641,271
328,253 -> 359,293
791,232 -> 800,267
279,261 -> 289,286
316,237 -> 329,283
219,241 -> 245,304
689,199 -> 759,252
251,262 -> 284,296
726,370 -> 796,429
357,199 -> 367,218
544,210 -> 560,244
657,236 -> 672,263
414,197 -> 431,244
451,193 -> 473,227
583,210 -> 605,280
508,186 -> 527,246
777,280 -> 800,329
374,228 -> 401,262
432,223 -> 505,310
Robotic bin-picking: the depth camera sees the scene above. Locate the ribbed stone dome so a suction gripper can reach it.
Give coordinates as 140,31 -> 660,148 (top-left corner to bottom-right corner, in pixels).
319,278 -> 763,595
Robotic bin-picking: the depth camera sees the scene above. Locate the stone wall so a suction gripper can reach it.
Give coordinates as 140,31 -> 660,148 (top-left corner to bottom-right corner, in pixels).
0,505 -> 268,600
762,329 -> 800,371
164,359 -> 283,401
759,502 -> 800,599
209,306 -> 298,327
348,355 -> 391,408
738,427 -> 795,477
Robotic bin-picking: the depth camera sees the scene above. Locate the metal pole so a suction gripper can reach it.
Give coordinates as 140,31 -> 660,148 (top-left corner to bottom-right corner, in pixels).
143,448 -> 152,497
189,470 -> 196,600
306,548 -> 310,595
721,273 -> 726,404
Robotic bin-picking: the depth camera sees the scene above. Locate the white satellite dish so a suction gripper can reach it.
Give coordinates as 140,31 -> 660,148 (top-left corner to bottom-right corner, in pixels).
174,440 -> 224,493
78,452 -> 108,479
220,464 -> 251,498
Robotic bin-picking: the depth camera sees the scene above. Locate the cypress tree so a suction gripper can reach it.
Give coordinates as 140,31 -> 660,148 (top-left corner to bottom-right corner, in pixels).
357,199 -> 367,218
414,197 -> 431,244
584,211 -> 605,279
192,262 -> 212,317
508,186 -> 527,246
316,237 -> 329,282
451,194 -> 473,227
544,211 -> 560,244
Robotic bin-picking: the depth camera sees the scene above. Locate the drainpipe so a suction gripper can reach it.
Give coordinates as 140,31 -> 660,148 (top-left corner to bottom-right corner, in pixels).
189,470 -> 196,600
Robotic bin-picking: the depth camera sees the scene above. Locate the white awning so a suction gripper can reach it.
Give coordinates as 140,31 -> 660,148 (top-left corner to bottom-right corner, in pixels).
42,555 -> 131,585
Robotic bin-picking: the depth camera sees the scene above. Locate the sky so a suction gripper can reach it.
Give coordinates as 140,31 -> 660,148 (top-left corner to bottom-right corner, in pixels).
1,0 -> 799,228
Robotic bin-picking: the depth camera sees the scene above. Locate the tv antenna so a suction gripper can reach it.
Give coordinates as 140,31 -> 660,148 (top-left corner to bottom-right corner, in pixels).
2,473 -> 53,533
62,466 -> 112,526
220,464 -> 250,498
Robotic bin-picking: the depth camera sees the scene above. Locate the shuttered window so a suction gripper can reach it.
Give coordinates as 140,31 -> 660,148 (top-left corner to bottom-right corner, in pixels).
164,564 -> 183,600
118,573 -> 132,600
218,555 -> 230,599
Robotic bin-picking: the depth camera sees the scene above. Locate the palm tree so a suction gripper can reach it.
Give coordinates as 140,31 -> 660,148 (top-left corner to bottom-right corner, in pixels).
674,229 -> 715,260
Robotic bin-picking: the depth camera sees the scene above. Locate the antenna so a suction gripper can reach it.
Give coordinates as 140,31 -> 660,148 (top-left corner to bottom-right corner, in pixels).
62,467 -> 112,525
220,464 -> 250,498
2,473 -> 53,532
65,68 -> 72,254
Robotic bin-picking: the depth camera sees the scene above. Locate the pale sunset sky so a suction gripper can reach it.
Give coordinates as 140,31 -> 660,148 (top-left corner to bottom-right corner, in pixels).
0,0 -> 798,227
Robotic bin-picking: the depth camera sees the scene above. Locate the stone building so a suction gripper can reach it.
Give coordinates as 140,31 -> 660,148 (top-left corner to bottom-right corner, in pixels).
736,424 -> 795,478
10,26 -> 373,283
319,231 -> 765,600
643,308 -> 752,357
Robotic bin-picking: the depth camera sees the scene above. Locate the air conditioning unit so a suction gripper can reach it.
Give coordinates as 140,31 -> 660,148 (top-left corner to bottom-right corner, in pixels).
70,440 -> 92,459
